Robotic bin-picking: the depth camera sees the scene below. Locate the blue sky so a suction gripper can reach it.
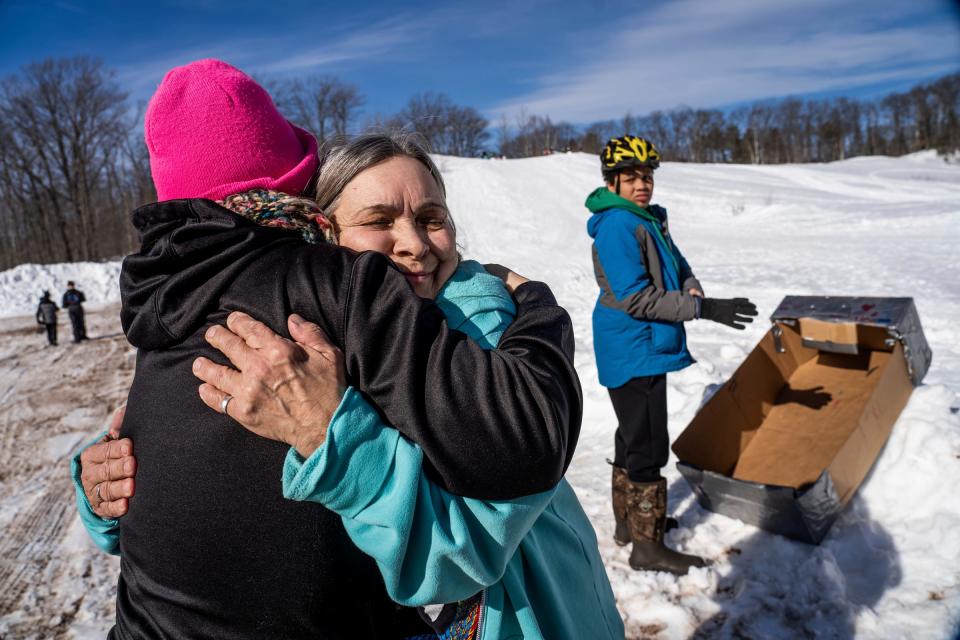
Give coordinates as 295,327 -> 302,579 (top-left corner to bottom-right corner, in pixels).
1,0 -> 958,126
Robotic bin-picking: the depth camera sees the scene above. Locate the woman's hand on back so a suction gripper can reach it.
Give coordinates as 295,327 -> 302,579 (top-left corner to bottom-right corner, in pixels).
483,263 -> 530,294
192,312 -> 346,458
80,404 -> 137,519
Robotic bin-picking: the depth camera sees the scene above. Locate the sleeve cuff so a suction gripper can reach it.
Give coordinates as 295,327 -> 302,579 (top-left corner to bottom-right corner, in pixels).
71,435 -> 121,555
511,281 -> 558,308
281,387 -> 400,517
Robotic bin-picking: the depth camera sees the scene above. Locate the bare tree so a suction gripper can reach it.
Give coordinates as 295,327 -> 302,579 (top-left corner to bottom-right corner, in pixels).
499,112 -> 579,157
882,92 -> 912,156
0,57 -> 142,270
669,107 -> 694,161
579,123 -> 606,155
929,74 -> 960,152
645,111 -> 671,156
393,92 -> 453,151
273,76 -> 364,146
496,113 -> 512,155
746,104 -> 773,164
444,104 -> 489,157
391,92 -> 489,156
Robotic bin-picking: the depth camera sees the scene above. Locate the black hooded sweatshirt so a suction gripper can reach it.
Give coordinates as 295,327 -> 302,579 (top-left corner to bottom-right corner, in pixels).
111,199 -> 582,639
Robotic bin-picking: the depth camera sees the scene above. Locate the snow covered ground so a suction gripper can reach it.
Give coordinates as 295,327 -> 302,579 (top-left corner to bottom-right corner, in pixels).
1,151 -> 958,638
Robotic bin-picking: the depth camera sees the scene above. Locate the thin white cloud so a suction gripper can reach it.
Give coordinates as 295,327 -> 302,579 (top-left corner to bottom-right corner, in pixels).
112,5 -> 508,100
489,0 -> 960,122
254,2 -> 532,75
53,1 -> 85,14
253,16 -> 424,74
112,15 -> 424,101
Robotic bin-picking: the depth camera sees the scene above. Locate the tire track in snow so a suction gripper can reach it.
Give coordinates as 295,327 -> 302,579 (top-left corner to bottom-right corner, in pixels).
0,306 -> 133,638
0,476 -> 73,620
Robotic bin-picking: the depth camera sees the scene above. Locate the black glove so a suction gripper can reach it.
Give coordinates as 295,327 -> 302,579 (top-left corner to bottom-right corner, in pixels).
699,297 -> 758,330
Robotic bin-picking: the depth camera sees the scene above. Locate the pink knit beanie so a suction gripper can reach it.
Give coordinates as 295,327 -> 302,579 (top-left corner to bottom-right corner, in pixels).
145,59 -> 318,201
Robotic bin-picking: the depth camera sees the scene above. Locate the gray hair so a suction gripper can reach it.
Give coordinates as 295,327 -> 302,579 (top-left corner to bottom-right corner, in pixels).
314,131 -> 447,217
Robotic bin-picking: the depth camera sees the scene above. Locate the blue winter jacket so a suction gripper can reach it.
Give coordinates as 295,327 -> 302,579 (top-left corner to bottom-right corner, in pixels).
585,188 -> 701,388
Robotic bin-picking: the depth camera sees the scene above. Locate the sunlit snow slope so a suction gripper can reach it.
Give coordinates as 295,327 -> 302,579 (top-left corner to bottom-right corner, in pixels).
1,151 -> 958,639
443,150 -> 960,639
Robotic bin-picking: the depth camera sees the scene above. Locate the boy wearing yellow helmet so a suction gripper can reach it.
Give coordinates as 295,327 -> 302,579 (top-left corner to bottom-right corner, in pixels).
586,135 -> 757,575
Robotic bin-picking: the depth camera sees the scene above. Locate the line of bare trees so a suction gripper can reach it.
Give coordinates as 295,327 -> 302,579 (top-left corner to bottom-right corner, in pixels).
367,92 -> 489,157
266,79 -> 489,156
0,58 -> 494,270
266,75 -> 365,147
0,57 -> 152,271
499,73 -> 960,161
1,55 -> 957,271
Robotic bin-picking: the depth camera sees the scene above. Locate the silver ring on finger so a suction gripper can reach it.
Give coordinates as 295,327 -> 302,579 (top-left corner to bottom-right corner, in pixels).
95,483 -> 104,507
219,394 -> 233,415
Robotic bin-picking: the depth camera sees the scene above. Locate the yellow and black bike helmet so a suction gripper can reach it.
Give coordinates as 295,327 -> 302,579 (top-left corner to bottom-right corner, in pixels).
600,135 -> 661,177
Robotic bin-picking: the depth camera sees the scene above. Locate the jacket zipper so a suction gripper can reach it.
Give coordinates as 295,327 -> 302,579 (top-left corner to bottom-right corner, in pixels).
475,589 -> 487,640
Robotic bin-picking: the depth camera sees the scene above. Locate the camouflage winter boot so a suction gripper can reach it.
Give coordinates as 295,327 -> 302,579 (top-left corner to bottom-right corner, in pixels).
612,465 -> 676,545
611,466 -> 632,546
624,478 -> 706,575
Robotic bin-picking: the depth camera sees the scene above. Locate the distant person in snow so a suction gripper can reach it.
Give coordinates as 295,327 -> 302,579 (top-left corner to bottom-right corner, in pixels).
586,135 -> 758,575
36,291 -> 59,346
62,281 -> 88,342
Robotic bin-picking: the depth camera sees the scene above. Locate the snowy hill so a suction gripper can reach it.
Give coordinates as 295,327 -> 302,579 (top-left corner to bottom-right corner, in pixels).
1,151 -> 958,638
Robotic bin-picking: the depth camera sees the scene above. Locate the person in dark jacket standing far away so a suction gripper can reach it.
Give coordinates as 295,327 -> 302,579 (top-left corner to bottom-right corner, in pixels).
36,291 -> 58,346
83,59 -> 580,640
587,135 -> 757,575
62,281 -> 88,342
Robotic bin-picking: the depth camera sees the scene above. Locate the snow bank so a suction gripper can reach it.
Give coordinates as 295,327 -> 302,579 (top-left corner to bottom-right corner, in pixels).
0,260 -> 122,318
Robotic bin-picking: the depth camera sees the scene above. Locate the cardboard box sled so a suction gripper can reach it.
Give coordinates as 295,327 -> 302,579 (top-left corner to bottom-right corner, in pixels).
673,296 -> 931,544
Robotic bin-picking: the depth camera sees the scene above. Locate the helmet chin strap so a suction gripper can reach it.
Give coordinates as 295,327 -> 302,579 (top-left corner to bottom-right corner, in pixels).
615,173 -> 621,196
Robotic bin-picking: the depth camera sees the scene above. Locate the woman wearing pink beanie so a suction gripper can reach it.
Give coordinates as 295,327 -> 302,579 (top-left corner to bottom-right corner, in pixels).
76,59 -> 581,638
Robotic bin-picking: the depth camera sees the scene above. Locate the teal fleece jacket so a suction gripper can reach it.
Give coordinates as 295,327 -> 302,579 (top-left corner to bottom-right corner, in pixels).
283,261 -> 622,639
72,260 -> 622,639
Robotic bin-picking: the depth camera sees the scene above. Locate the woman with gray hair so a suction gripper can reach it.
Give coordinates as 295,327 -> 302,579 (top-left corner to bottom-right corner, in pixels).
79,130 -> 622,638
70,59 -> 581,639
